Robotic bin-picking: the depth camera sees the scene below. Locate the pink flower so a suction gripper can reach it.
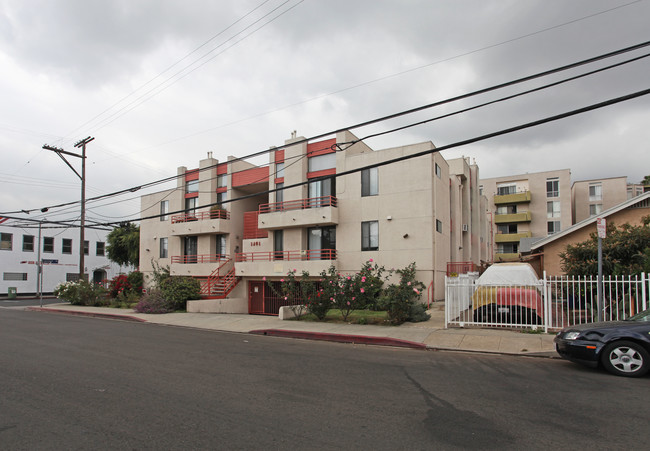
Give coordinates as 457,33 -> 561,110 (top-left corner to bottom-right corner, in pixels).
413,288 -> 419,294
262,276 -> 266,281
407,281 -> 411,286
284,296 -> 288,300
347,301 -> 350,306
293,268 -> 297,272
360,288 -> 365,293
361,277 -> 366,282
280,278 -> 284,282
352,297 -> 355,301
369,258 -> 373,262
347,276 -> 351,280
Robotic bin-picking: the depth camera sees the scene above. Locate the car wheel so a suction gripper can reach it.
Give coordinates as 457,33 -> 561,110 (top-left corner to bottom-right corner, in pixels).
600,341 -> 650,377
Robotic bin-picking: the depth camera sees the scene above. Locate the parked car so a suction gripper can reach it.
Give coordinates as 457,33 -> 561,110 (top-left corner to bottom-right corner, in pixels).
554,308 -> 650,377
472,263 -> 543,324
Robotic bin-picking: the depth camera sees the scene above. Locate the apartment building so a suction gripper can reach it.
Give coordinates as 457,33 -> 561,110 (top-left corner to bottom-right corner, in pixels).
139,130 -> 489,314
480,169 -> 572,262
571,176 -> 628,223
0,224 -> 126,295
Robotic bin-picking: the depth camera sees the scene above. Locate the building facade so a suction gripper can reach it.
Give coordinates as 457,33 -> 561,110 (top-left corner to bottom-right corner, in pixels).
139,130 -> 489,314
0,224 -> 127,295
571,176 -> 628,224
480,169 -> 572,262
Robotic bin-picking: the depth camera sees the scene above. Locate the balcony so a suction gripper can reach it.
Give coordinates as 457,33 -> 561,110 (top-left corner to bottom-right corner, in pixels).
234,249 -> 337,277
169,254 -> 230,277
494,191 -> 531,205
494,211 -> 532,224
494,252 -> 520,262
170,209 -> 231,236
494,231 -> 533,243
258,196 -> 338,230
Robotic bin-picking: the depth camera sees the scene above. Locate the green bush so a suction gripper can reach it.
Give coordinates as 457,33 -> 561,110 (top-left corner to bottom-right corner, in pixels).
134,288 -> 175,314
378,263 -> 429,325
160,276 -> 201,310
53,280 -> 108,306
126,271 -> 144,293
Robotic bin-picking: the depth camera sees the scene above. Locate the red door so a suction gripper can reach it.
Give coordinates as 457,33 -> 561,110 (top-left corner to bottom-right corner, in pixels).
249,281 -> 265,314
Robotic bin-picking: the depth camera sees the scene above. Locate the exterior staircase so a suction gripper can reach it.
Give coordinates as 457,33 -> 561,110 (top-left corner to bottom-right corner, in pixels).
197,258 -> 239,299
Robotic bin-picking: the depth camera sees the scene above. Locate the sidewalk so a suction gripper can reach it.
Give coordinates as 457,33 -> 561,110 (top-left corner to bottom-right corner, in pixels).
26,302 -> 558,357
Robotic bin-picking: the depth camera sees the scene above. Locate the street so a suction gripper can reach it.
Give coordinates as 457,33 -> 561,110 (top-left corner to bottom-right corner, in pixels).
1,308 -> 647,450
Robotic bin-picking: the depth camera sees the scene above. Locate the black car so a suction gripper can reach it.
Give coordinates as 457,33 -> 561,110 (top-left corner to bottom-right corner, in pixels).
555,308 -> 650,377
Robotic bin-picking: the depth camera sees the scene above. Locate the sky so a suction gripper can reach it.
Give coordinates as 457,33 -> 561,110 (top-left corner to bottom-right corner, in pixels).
0,0 -> 649,228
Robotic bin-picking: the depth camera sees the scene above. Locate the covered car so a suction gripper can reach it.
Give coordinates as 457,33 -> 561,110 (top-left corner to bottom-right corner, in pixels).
472,263 -> 543,324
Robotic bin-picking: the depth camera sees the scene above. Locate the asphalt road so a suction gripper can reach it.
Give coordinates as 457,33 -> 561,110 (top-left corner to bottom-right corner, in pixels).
1,309 -> 647,450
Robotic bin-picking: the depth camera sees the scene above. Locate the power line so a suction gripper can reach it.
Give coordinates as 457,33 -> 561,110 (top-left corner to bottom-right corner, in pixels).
3,39 -> 649,218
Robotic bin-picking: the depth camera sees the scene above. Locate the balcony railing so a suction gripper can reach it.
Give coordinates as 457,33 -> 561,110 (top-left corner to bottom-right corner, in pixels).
494,211 -> 532,224
494,231 -> 533,243
235,249 -> 337,262
171,209 -> 230,224
171,254 -> 230,264
259,196 -> 338,214
494,191 -> 531,204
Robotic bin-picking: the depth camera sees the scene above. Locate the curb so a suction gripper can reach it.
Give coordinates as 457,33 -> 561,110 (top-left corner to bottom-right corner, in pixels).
27,307 -> 147,323
249,329 -> 427,349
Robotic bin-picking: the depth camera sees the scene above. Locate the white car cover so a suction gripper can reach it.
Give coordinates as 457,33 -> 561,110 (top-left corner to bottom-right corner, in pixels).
477,263 -> 540,286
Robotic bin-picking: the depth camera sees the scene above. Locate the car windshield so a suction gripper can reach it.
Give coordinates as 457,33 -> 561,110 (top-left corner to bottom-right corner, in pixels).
626,308 -> 650,322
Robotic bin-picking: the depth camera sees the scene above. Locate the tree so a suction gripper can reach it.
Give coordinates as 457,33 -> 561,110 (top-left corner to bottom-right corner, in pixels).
642,175 -> 650,186
106,223 -> 140,268
560,216 -> 650,276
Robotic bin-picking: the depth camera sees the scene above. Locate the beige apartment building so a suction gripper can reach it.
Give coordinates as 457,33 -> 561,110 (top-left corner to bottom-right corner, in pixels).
139,130 -> 489,314
571,176 -> 628,223
480,169 -> 572,262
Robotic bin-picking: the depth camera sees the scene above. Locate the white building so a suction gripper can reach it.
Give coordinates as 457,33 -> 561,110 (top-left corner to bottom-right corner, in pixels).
0,223 -> 128,296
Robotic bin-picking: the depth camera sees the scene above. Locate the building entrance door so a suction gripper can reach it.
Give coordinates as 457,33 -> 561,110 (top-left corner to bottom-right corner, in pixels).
249,281 -> 265,314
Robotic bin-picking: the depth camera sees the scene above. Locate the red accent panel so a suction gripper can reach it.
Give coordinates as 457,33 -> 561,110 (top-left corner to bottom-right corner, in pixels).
233,167 -> 269,187
216,187 -> 227,193
217,163 -> 228,175
307,138 -> 336,157
307,168 -> 336,179
184,192 -> 198,199
274,177 -> 284,184
185,169 -> 199,181
275,149 -> 285,163
243,211 -> 268,239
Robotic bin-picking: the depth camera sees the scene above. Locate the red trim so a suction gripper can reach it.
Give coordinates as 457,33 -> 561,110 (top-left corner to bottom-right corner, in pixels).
307,168 -> 336,179
274,177 -> 284,185
216,187 -> 227,193
185,192 -> 198,199
307,138 -> 336,157
275,149 -> 285,163
217,163 -> 227,175
233,167 -> 269,187
185,169 -> 199,181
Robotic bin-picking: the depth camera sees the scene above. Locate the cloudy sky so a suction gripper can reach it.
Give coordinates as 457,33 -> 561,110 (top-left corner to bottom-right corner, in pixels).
1,0 -> 649,227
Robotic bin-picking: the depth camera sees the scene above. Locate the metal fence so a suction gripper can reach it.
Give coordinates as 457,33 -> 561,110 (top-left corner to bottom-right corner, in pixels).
445,272 -> 649,332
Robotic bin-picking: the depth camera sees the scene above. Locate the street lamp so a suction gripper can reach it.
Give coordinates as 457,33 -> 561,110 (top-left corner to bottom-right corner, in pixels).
42,136 -> 94,280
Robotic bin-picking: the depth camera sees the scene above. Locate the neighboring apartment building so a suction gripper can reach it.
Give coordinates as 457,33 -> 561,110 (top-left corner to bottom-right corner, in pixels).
571,176 -> 628,223
139,130 -> 489,314
0,223 -> 127,295
480,169 -> 572,262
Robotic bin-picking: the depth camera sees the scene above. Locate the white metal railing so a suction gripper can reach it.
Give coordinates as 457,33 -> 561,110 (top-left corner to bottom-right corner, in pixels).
445,272 -> 649,332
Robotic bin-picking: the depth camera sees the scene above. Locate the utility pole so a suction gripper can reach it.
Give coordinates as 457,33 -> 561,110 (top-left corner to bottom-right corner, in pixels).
43,136 -> 94,281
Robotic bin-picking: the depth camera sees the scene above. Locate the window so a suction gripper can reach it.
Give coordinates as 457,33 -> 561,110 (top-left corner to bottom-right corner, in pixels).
361,221 -> 379,251
22,235 -> 34,252
160,200 -> 169,221
0,233 -> 12,250
3,272 -> 27,281
547,221 -> 561,235
589,204 -> 602,216
217,174 -> 228,188
43,237 -> 54,253
96,241 -> 105,256
546,178 -> 559,197
184,236 -> 197,263
361,168 -> 378,197
547,201 -> 561,218
216,191 -> 227,206
275,162 -> 285,178
496,205 -> 517,215
216,234 -> 226,259
62,238 -> 73,254
84,240 -> 89,255
185,197 -> 198,215
435,163 -> 442,179
186,179 -> 199,193
589,183 -> 602,201
479,185 -> 484,195
275,182 -> 284,205
436,219 -> 443,233
159,237 -> 168,258
497,224 -> 517,234
273,230 -> 283,260
308,177 -> 335,207
66,273 -> 87,282
308,153 -> 336,172
307,226 -> 336,260
497,183 -> 517,195
497,243 -> 518,254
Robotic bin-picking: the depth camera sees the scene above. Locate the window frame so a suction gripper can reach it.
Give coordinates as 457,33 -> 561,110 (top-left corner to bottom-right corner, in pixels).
547,200 -> 561,218
546,178 -> 560,198
361,167 -> 378,197
62,238 -> 73,254
0,232 -> 12,251
22,235 -> 34,252
547,220 -> 561,235
96,241 -> 105,256
361,221 -> 379,251
159,237 -> 168,259
160,200 -> 169,221
43,237 -> 54,253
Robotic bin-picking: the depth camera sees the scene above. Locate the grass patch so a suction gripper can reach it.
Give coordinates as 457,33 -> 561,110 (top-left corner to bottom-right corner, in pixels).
295,309 -> 390,325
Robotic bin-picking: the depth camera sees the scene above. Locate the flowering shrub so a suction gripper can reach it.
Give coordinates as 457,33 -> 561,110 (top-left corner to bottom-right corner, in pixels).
265,270 -> 309,319
378,262 -> 429,325
109,274 -> 130,298
160,276 -> 201,310
134,288 -> 175,314
53,279 -> 108,306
